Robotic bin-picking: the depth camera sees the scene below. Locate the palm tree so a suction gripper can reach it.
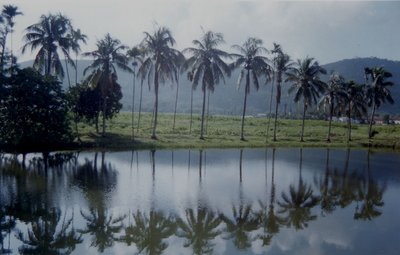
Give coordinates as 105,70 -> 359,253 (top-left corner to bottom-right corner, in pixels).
138,26 -> 183,139
318,72 -> 346,142
70,28 -> 87,85
127,46 -> 142,139
83,33 -> 132,136
271,45 -> 292,141
22,13 -> 75,78
341,81 -> 367,142
176,208 -> 222,255
364,67 -> 395,139
286,57 -> 326,142
231,37 -> 269,140
184,30 -> 231,139
0,5 -> 22,72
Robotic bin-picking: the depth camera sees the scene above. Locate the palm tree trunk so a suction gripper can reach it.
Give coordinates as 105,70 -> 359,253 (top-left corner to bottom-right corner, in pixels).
239,149 -> 243,183
368,102 -> 376,139
137,82 -> 144,130
173,80 -> 179,132
75,56 -> 78,85
265,74 -> 275,140
327,101 -> 333,142
347,103 -> 352,142
273,82 -> 281,141
240,70 -> 250,141
300,103 -> 306,142
189,85 -> 194,134
102,97 -> 107,136
199,150 -> 203,182
47,50 -> 52,76
131,70 -> 136,140
64,58 -> 71,88
151,72 -> 159,139
200,85 -> 207,139
205,89 -> 211,134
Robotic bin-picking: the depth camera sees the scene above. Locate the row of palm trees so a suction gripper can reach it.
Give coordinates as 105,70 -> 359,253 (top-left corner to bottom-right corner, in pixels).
0,148 -> 385,254
9,8 -> 395,141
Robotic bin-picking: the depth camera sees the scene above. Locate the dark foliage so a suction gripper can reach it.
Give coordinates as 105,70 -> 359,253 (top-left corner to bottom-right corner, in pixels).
0,68 -> 72,151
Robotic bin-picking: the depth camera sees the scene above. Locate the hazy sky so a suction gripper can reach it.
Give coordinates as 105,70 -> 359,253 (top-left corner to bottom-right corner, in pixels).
4,0 -> 400,64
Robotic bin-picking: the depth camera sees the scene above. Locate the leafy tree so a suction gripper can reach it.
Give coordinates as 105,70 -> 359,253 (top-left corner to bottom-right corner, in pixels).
0,68 -> 72,151
286,57 -> 326,142
318,73 -> 346,142
364,67 -> 395,138
231,37 -> 269,140
83,33 -> 131,135
138,26 -> 183,139
184,31 -> 231,139
22,13 -> 75,78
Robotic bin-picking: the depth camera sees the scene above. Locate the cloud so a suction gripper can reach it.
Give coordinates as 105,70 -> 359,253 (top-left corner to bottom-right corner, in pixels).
4,0 -> 400,64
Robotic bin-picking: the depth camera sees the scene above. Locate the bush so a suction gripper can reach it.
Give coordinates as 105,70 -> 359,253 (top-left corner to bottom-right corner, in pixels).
0,68 -> 72,151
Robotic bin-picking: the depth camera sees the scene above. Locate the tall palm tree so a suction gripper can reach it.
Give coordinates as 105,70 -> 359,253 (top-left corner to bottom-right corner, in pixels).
184,30 -> 231,139
271,45 -> 292,141
138,26 -> 183,139
22,13 -> 75,78
364,67 -> 395,139
70,28 -> 87,85
231,37 -> 269,141
0,5 -> 22,72
318,72 -> 346,142
286,57 -> 326,142
127,46 -> 142,139
83,33 -> 132,136
341,81 -> 367,142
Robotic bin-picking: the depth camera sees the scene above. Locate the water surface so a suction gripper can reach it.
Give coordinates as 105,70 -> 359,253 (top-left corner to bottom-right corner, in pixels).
1,148 -> 399,254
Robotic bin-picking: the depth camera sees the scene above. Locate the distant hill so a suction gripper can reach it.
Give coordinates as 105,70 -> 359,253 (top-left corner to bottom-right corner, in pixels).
19,57 -> 400,116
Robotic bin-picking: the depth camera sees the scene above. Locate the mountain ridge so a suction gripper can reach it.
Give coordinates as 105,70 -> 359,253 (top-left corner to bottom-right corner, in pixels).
19,57 -> 400,115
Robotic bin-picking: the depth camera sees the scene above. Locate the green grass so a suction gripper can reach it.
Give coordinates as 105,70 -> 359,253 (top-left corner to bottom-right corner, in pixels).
74,112 -> 400,151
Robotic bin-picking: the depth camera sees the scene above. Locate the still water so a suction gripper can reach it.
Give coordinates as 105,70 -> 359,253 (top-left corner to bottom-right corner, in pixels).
1,148 -> 399,254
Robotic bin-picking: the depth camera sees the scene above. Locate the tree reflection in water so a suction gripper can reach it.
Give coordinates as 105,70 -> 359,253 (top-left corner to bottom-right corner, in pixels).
354,150 -> 386,220
0,148 -> 392,254
220,149 -> 260,250
278,148 -> 320,230
256,149 -> 286,247
17,207 -> 82,255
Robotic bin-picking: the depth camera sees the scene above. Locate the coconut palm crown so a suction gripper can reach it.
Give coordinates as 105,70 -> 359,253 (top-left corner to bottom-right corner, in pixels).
184,30 -> 231,139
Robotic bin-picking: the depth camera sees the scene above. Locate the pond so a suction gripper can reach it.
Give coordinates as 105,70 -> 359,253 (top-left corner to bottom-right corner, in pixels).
1,148 -> 400,254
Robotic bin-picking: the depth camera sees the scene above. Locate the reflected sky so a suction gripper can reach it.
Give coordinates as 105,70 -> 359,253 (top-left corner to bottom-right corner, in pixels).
1,148 -> 400,254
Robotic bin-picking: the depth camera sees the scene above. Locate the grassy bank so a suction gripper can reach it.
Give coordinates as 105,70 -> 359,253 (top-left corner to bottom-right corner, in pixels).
75,112 -> 400,151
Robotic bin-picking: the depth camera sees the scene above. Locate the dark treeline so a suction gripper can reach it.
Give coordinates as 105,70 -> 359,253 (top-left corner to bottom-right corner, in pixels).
0,148 -> 389,254
0,5 -> 396,150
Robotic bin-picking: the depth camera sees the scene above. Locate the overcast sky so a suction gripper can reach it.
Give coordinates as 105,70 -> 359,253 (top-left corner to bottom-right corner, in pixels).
4,0 -> 400,64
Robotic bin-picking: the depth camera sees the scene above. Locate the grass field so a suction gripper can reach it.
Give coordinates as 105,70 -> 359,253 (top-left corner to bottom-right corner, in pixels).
75,112 -> 400,151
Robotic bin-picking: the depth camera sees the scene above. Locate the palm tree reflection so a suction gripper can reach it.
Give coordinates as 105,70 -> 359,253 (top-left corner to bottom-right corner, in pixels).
278,149 -> 320,230
17,208 -> 82,254
354,151 -> 386,220
176,208 -> 222,255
